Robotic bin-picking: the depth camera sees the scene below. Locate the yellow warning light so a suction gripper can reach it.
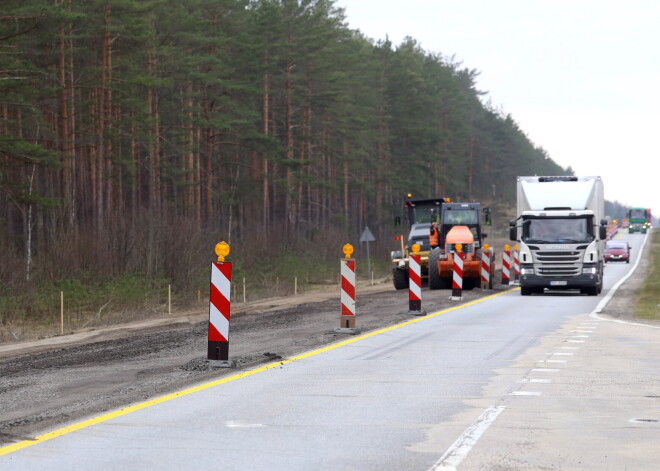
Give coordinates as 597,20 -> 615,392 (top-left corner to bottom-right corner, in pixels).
407,193 -> 413,199
483,243 -> 490,251
504,244 -> 511,251
343,243 -> 354,259
411,243 -> 421,254
514,244 -> 519,250
446,197 -> 451,203
455,243 -> 463,252
215,241 -> 230,262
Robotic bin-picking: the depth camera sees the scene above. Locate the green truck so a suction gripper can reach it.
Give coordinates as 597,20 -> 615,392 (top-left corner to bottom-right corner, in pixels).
627,207 -> 652,234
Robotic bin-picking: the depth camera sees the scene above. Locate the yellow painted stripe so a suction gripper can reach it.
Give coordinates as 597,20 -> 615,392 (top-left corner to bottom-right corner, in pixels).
0,287 -> 517,457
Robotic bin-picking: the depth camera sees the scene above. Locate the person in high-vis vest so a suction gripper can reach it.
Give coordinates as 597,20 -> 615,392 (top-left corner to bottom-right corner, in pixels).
429,222 -> 439,249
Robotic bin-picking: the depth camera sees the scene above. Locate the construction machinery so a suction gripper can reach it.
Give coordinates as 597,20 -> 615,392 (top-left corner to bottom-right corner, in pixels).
428,202 -> 493,290
390,196 -> 451,289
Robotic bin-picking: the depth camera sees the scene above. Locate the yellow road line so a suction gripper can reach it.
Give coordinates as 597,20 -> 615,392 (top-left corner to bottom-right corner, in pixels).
0,287 -> 517,457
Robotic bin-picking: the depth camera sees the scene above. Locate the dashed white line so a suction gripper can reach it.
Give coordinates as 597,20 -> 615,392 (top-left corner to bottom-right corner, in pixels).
430,405 -> 506,471
509,391 -> 542,396
531,368 -> 559,372
564,340 -> 585,343
518,379 -> 551,384
549,353 -> 574,356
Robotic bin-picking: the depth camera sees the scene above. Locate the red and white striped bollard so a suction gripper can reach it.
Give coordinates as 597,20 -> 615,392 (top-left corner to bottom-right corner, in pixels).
513,244 -> 520,285
335,244 -> 360,334
208,241 -> 235,368
502,244 -> 511,286
481,243 -> 492,289
408,244 -> 426,315
451,243 -> 465,301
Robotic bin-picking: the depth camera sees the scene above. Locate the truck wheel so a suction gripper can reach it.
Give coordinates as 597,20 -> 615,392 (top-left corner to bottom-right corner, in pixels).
520,287 -> 532,296
584,286 -> 598,296
392,268 -> 408,290
428,249 -> 442,290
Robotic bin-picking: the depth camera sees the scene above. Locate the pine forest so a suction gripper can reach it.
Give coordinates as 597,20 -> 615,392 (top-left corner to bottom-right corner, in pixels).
1,0 -> 571,325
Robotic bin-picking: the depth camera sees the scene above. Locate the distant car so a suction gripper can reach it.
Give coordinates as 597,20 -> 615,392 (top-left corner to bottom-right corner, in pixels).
604,240 -> 631,263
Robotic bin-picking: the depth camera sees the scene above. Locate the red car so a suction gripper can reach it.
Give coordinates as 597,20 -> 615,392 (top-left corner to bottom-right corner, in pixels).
604,240 -> 631,263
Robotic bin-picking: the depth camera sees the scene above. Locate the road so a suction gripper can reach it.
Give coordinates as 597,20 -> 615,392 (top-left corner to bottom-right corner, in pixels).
1,233 -> 658,470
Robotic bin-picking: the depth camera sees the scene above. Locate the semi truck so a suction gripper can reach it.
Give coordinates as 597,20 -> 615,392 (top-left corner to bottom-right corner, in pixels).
509,176 -> 608,296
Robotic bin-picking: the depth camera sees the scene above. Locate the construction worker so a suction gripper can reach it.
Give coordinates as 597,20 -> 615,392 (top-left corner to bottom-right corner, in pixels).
429,222 -> 439,249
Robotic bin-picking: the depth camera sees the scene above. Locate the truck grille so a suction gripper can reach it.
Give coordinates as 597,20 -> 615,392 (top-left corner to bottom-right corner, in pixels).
532,251 -> 581,277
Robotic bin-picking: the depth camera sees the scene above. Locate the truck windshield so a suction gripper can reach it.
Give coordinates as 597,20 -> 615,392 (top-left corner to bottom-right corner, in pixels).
522,217 -> 593,243
629,209 -> 647,220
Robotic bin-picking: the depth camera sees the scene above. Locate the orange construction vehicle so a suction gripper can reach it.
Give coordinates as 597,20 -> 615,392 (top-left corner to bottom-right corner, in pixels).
428,203 -> 493,290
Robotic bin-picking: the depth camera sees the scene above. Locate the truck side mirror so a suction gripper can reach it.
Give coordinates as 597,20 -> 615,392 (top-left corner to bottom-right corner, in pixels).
599,226 -> 606,239
509,220 -> 517,241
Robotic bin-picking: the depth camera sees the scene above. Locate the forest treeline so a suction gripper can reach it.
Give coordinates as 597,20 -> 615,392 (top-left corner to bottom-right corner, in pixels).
1,0 -> 570,300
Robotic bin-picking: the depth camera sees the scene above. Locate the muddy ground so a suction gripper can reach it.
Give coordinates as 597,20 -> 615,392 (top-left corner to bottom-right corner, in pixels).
0,251 -> 652,447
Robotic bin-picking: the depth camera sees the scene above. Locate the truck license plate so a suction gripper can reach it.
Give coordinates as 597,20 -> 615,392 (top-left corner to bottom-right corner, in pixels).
550,281 -> 568,286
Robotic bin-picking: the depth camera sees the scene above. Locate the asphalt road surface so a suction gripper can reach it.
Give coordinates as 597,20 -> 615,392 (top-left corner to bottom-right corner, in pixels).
1,232 -> 658,470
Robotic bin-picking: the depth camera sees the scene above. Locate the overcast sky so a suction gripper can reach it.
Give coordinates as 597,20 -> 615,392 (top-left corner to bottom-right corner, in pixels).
335,0 -> 659,215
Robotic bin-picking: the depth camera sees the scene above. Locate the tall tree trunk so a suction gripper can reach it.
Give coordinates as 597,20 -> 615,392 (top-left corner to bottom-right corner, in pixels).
262,51 -> 270,227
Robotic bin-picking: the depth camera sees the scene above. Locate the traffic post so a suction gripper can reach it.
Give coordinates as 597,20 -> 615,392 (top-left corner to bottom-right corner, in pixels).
481,243 -> 492,290
335,244 -> 360,334
512,244 -> 520,285
208,241 -> 235,368
407,243 -> 426,316
451,243 -> 465,301
502,244 -> 511,286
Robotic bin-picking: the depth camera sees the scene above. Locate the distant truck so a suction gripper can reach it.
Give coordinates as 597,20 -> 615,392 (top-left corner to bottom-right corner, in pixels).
509,176 -> 608,296
627,207 -> 652,234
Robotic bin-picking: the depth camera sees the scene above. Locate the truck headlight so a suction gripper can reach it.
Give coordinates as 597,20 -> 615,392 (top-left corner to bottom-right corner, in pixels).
582,267 -> 597,275
520,267 -> 533,275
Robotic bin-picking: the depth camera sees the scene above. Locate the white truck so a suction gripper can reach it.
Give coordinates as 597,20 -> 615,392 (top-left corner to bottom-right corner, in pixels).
509,176 -> 608,296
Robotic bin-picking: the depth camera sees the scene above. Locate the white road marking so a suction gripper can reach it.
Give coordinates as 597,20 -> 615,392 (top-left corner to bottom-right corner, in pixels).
224,420 -> 265,428
430,405 -> 506,471
564,340 -> 585,343
531,368 -> 559,372
560,347 -> 579,349
550,353 -> 574,356
594,232 -> 650,316
538,360 -> 567,364
518,379 -> 551,384
508,391 -> 542,396
571,330 -> 594,333
570,335 -> 590,338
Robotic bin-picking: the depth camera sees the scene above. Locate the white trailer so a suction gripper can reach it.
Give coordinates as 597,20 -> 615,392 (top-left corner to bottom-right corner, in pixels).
509,176 -> 607,296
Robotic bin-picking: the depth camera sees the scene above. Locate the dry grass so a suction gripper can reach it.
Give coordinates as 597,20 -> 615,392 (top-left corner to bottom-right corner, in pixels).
634,230 -> 660,320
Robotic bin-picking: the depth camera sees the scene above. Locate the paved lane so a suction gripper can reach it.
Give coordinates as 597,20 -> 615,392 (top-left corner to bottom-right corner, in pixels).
0,233 -> 654,470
